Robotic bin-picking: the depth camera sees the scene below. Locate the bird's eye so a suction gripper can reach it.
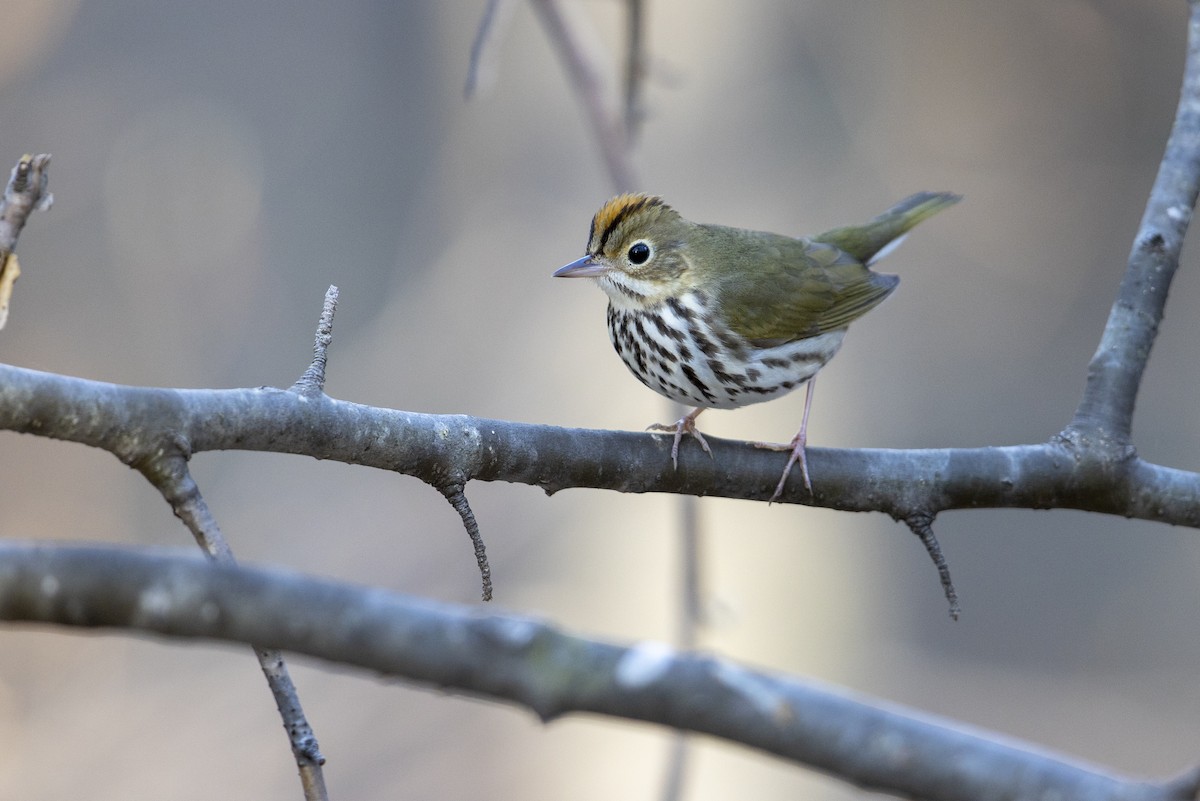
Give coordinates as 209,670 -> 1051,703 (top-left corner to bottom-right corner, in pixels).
628,241 -> 652,265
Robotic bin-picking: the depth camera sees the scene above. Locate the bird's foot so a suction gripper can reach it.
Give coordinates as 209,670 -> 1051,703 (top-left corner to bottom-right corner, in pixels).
753,433 -> 811,502
648,408 -> 711,469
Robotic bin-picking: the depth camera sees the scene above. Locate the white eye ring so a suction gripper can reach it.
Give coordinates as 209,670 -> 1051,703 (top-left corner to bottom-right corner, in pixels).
627,240 -> 652,265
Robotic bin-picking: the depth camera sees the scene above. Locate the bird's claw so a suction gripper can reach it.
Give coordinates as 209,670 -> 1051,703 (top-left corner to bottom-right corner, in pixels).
753,436 -> 812,502
648,414 -> 712,469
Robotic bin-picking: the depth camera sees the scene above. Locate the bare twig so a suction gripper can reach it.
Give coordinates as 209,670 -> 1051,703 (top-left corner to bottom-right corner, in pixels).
676,494 -> 704,648
439,483 -> 493,601
903,512 -> 959,620
292,285 -> 339,396
0,543 -> 1189,801
531,4 -> 695,790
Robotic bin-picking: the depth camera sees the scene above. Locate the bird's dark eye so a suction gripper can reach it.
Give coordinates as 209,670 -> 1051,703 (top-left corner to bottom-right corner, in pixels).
628,241 -> 651,265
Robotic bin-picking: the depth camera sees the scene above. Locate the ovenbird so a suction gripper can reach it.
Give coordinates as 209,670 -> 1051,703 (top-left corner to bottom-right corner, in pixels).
554,191 -> 959,501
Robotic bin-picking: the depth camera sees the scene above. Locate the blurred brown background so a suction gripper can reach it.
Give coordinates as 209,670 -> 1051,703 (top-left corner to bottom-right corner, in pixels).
0,1 -> 1197,799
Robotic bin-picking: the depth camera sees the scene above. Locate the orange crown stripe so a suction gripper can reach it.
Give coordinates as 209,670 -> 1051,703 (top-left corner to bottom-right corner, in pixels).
589,193 -> 667,254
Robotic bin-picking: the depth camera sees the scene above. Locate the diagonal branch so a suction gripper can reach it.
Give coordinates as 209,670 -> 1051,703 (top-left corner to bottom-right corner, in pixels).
1066,0 -> 1200,446
0,543 -> 1189,801
136,428 -> 329,801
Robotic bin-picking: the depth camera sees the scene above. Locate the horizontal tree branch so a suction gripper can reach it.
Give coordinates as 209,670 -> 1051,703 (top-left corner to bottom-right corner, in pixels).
0,542 -> 1189,801
0,361 -> 1196,528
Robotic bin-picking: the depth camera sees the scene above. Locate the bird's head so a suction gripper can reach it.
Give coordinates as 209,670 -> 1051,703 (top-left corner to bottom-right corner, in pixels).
554,193 -> 693,307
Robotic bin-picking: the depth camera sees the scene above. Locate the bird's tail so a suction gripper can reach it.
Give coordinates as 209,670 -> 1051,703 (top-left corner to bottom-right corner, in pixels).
814,191 -> 960,264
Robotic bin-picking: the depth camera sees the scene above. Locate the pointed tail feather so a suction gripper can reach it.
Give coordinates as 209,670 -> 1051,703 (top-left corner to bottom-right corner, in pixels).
814,191 -> 960,264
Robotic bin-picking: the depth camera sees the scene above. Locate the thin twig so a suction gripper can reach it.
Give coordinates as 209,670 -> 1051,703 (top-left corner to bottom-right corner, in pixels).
292,285 -> 339,396
439,483 -> 493,601
904,512 -> 959,620
676,493 -> 703,648
533,5 -> 692,790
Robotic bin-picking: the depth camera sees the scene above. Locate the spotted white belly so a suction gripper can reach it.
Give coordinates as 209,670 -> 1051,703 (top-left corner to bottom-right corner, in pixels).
606,292 -> 846,411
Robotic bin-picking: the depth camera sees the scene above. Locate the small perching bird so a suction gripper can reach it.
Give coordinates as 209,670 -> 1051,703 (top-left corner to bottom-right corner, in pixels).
555,191 -> 959,501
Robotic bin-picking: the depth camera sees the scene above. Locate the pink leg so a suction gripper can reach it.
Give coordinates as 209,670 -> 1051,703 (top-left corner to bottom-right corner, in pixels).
770,378 -> 815,501
648,407 -> 711,468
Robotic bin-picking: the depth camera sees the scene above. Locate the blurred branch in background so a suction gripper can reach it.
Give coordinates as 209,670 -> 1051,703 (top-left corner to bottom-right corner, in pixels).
466,0 -> 638,190
464,0 -> 516,100
1,543 -> 1196,801
623,0 -> 647,142
528,0 -> 638,193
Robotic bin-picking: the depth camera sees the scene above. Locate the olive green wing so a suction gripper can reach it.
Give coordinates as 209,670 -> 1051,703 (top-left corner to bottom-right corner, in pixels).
703,229 -> 898,344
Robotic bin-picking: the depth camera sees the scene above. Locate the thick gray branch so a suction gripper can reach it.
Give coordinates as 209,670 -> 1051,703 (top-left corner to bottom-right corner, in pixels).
0,543 -> 1187,801
0,362 -> 1196,526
